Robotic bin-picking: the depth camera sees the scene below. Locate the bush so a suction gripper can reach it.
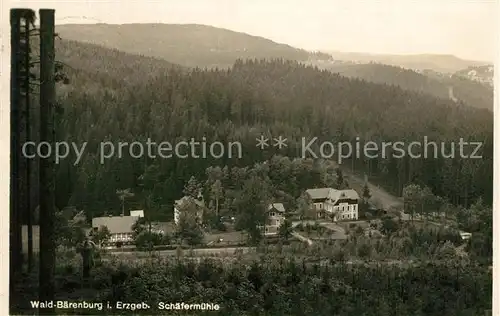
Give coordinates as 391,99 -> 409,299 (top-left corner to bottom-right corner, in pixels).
135,231 -> 171,251
357,243 -> 372,259
355,226 -> 365,235
313,222 -> 321,231
332,249 -> 347,262
381,218 -> 400,235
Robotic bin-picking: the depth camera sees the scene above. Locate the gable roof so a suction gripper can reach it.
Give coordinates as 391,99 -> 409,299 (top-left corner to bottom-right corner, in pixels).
175,196 -> 205,208
306,188 -> 360,204
71,210 -> 87,223
92,215 -> 139,234
268,203 -> 285,213
329,189 -> 360,203
305,188 -> 332,200
130,210 -> 144,217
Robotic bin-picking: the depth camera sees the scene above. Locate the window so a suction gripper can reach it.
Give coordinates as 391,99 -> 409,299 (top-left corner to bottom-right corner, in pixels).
270,212 -> 275,217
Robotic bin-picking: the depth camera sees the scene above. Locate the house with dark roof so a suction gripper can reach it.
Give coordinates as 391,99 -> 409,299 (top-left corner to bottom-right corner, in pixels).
92,215 -> 139,245
305,188 -> 360,221
263,203 -> 286,235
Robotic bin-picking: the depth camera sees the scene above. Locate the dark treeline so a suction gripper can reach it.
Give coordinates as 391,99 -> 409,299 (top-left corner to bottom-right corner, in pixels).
47,39 -> 492,220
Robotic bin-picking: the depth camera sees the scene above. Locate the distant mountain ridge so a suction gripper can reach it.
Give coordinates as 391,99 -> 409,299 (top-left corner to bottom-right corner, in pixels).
322,50 -> 489,73
55,23 -> 310,68
56,23 -> 489,74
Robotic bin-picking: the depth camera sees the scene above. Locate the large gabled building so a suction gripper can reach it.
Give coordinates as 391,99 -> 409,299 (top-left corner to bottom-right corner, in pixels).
305,188 -> 360,221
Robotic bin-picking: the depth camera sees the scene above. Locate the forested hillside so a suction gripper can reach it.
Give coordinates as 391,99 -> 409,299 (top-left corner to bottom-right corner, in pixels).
55,24 -> 310,68
307,62 -> 493,111
54,24 -> 493,111
48,39 -> 184,102
49,39 -> 492,221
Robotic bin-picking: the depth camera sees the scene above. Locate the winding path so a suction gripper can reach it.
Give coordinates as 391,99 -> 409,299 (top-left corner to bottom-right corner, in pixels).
291,232 -> 313,246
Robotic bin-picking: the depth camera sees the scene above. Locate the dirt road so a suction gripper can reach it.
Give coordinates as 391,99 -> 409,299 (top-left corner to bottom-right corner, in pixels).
291,232 -> 313,246
345,171 -> 403,209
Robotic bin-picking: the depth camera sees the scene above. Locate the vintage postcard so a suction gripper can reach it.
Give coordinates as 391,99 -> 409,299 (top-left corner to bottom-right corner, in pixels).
2,0 -> 497,315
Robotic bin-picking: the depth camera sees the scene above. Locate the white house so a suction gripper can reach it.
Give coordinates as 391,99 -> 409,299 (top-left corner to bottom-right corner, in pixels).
305,188 -> 360,221
130,210 -> 144,218
459,231 -> 472,240
174,195 -> 205,225
263,203 -> 286,235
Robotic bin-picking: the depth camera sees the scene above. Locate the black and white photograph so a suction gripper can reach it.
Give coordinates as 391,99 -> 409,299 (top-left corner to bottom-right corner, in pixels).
4,0 -> 497,315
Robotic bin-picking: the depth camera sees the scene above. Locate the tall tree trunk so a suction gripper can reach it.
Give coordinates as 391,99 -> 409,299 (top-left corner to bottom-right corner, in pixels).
10,9 -> 23,307
39,9 -> 56,312
22,15 -> 34,272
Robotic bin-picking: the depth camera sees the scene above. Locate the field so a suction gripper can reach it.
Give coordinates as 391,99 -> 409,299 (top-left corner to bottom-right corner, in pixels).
204,230 -> 247,245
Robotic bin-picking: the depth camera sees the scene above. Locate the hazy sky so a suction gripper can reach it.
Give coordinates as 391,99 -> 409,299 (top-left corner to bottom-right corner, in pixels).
7,0 -> 499,61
